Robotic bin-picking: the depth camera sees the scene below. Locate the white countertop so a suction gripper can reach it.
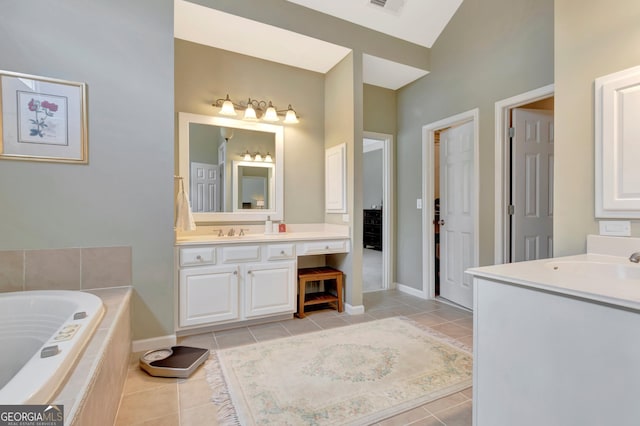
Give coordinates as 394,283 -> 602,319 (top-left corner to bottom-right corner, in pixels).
175,223 -> 350,246
467,236 -> 640,311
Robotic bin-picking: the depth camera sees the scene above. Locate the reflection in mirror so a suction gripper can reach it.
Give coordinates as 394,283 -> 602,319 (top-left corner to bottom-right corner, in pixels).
189,124 -> 275,212
233,161 -> 275,211
178,113 -> 284,223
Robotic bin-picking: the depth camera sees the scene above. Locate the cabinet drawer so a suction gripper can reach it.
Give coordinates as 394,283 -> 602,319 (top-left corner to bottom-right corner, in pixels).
220,245 -> 261,263
266,243 -> 296,260
299,239 -> 349,255
180,247 -> 216,266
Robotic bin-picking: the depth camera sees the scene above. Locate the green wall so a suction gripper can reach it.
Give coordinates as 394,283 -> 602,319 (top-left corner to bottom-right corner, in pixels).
554,0 -> 640,255
395,0 -> 554,289
175,39 -> 326,224
0,0 -> 175,340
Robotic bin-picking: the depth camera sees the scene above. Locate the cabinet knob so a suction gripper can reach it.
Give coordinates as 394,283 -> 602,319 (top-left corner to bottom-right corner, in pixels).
325,246 -> 330,250
280,250 -> 286,255
233,270 -> 237,275
196,255 -> 202,261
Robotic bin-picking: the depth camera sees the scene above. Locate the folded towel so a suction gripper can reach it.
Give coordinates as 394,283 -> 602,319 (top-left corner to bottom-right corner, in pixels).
175,179 -> 196,231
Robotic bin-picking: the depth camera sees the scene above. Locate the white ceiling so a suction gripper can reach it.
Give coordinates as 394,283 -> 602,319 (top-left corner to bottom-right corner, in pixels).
174,0 -> 461,90
286,0 -> 463,49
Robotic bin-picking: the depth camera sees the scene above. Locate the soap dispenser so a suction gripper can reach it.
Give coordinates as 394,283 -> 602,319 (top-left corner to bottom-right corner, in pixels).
265,216 -> 273,234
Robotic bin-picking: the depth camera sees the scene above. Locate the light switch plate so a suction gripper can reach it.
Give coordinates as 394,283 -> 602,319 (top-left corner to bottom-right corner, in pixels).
416,199 -> 422,209
598,220 -> 631,236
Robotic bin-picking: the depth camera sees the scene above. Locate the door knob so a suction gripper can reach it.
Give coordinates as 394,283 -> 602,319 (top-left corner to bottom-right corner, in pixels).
438,219 -> 445,226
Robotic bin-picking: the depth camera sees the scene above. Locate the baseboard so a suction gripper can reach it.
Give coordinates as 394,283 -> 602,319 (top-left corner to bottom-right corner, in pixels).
132,334 -> 177,353
345,303 -> 365,315
396,283 -> 428,299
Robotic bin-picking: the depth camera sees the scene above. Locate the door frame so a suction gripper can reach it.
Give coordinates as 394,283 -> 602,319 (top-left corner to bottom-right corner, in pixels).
494,84 -> 554,264
363,131 -> 394,290
421,109 -> 480,299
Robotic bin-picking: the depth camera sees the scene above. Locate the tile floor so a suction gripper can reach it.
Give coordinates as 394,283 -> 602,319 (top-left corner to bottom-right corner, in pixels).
114,290 -> 473,426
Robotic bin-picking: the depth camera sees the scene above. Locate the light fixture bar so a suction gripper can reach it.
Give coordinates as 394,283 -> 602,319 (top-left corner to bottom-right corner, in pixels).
212,95 -> 299,123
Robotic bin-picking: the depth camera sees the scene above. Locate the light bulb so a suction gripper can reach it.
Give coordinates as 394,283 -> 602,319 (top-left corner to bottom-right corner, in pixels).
284,105 -> 299,123
243,100 -> 258,120
219,95 -> 236,116
263,102 -> 279,122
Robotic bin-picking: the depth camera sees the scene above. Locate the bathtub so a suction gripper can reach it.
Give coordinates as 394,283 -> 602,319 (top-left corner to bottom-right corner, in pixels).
0,290 -> 105,404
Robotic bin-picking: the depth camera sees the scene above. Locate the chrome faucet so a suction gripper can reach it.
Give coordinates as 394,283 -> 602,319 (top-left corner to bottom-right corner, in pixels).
629,252 -> 640,263
227,228 -> 235,237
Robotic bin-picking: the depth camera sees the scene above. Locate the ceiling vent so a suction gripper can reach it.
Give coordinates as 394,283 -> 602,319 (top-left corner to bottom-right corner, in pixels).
368,0 -> 406,14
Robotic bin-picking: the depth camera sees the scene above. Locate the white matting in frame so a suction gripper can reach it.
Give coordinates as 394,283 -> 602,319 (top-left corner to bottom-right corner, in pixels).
0,70 -> 87,163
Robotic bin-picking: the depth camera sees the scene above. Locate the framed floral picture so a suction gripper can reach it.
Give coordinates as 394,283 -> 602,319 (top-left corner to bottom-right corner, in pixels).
0,70 -> 87,163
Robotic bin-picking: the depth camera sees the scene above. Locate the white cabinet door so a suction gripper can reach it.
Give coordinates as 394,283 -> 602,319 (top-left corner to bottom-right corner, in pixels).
179,265 -> 239,327
595,65 -> 640,218
244,261 -> 296,318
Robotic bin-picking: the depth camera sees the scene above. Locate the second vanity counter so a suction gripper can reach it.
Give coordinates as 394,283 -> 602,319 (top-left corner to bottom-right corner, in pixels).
466,234 -> 640,426
467,234 -> 640,311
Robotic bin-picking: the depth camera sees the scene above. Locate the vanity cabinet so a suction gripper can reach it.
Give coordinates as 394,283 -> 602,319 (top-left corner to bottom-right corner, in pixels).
177,242 -> 297,330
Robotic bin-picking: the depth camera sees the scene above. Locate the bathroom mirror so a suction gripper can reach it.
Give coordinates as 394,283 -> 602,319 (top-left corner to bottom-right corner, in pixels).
178,112 -> 284,222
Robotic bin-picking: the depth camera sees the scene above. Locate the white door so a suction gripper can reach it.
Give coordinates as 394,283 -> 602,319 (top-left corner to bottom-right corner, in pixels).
511,108 -> 554,262
190,162 -> 218,212
439,121 -> 475,309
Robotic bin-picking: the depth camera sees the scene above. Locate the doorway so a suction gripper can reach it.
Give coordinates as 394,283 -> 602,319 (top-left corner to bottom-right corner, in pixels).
494,85 -> 555,264
362,131 -> 394,292
422,109 -> 479,309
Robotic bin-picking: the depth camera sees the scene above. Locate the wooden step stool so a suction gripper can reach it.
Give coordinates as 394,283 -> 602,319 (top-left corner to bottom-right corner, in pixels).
296,266 -> 343,318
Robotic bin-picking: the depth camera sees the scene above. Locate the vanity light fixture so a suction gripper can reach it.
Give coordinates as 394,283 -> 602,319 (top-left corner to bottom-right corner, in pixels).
213,95 -> 299,123
240,150 -> 273,162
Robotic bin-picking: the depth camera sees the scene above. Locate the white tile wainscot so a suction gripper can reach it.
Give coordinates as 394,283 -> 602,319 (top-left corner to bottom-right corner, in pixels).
175,224 -> 350,335
466,235 -> 640,426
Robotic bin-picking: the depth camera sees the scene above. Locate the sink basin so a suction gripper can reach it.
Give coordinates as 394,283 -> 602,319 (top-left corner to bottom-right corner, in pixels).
545,260 -> 640,280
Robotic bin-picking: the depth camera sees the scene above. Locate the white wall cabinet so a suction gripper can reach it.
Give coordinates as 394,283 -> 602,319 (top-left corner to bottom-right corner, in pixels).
595,65 -> 640,218
325,143 -> 347,213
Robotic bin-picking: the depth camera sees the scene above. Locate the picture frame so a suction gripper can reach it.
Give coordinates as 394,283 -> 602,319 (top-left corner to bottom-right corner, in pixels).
0,70 -> 87,164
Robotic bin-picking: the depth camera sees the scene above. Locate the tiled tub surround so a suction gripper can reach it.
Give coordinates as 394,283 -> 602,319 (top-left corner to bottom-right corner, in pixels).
0,246 -> 132,292
52,287 -> 131,426
0,245 -> 132,425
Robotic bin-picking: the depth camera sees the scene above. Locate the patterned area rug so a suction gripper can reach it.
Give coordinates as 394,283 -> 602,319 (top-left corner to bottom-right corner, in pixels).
206,317 -> 472,425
